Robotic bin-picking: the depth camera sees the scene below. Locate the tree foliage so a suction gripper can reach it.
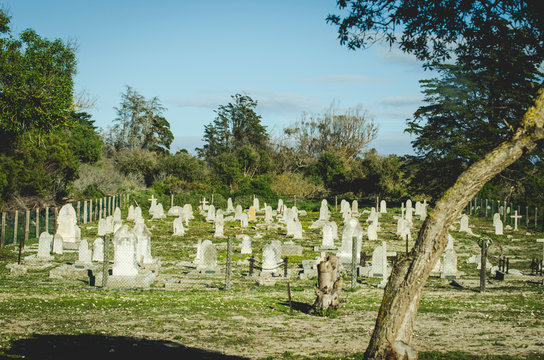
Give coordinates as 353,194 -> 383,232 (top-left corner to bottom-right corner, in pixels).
0,10 -> 77,148
106,86 -> 173,153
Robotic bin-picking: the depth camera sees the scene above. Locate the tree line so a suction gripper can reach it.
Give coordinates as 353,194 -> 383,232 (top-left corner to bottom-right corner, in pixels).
1,5 -> 543,213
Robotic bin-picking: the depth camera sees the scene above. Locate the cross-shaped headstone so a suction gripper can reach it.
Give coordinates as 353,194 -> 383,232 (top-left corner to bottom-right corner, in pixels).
510,210 -> 522,231
148,194 -> 155,203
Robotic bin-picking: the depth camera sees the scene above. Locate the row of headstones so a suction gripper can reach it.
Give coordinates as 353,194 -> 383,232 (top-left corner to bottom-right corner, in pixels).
458,211 -> 524,236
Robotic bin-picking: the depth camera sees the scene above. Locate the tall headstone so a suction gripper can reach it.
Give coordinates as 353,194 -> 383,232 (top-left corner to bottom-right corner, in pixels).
113,207 -> 122,223
214,211 -> 225,238
134,207 -> 143,223
494,218 -> 504,235
173,217 -> 185,236
337,218 -> 363,263
321,223 -> 335,248
371,241 -> 387,278
92,238 -> 104,262
264,206 -> 273,223
127,205 -> 135,221
351,200 -> 359,217
441,235 -> 458,279
227,198 -> 234,213
380,200 -> 387,214
56,204 -> 80,248
78,239 -> 92,264
277,199 -> 284,214
197,240 -> 219,273
133,222 -> 153,265
260,243 -> 278,277
240,213 -> 249,228
240,235 -> 252,254
37,232 -> 53,259
367,222 -> 378,241
459,214 -> 470,232
253,197 -> 260,212
206,205 -> 216,222
248,206 -> 256,221
112,225 -> 138,276
234,205 -> 243,221
52,234 -> 63,254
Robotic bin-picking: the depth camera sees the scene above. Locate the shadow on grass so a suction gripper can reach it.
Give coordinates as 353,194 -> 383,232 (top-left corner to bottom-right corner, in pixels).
277,300 -> 313,314
1,334 -> 249,360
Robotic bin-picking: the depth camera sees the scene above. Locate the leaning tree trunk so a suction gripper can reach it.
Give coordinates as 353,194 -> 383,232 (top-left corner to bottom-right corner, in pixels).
313,255 -> 343,312
364,88 -> 544,360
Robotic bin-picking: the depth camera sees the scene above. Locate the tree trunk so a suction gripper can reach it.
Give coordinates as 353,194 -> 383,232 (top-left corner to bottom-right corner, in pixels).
364,88 -> 544,360
313,255 -> 343,312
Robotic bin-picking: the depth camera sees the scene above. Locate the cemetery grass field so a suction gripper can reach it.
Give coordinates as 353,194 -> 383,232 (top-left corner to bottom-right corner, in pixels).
0,204 -> 543,359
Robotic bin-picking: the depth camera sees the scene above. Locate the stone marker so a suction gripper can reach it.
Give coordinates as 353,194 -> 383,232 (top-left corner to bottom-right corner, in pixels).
92,238 -> 104,262
173,217 -> 185,236
380,200 -> 387,214
37,232 -> 53,259
321,223 -> 335,248
248,206 -> 256,221
197,240 -> 219,273
337,218 -> 363,264
240,235 -> 252,254
56,204 -> 81,249
78,239 -> 92,264
133,222 -> 153,265
112,225 -> 138,276
52,234 -> 63,254
459,214 -> 470,232
510,210 -> 522,231
494,218 -> 503,235
227,198 -> 234,213
127,205 -> 135,221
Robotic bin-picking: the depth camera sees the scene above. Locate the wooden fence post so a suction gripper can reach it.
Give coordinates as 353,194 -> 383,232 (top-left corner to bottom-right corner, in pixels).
45,207 -> 49,234
1,212 -> 5,247
54,207 -> 58,234
13,210 -> 18,245
24,209 -> 30,243
35,208 -> 40,238
77,201 -> 81,225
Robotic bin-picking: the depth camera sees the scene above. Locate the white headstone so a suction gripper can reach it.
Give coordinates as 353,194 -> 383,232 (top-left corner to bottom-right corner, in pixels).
352,200 -> 359,217
253,197 -> 260,212
52,233 -> 63,254
494,218 -> 504,235
227,198 -> 234,213
78,239 -> 92,264
240,235 -> 252,254
152,203 -> 166,219
493,213 -> 501,227
234,205 -> 243,221
368,223 -> 378,241
133,222 -> 153,265
92,238 -> 104,262
197,240 -> 218,272
134,207 -> 143,223
459,214 -> 470,232
214,211 -> 224,238
206,204 -> 216,222
319,199 -> 329,221
510,211 -> 522,231
127,205 -> 135,221
264,205 -> 273,223
321,223 -> 335,248
372,241 -> 387,277
113,207 -> 122,223
37,232 -> 53,259
380,200 -> 387,214
261,243 -> 278,276
167,206 -> 184,217
337,218 -> 363,263
240,213 -> 248,228
277,199 -> 284,214
56,204 -> 80,246
112,225 -> 138,276
173,217 -> 185,236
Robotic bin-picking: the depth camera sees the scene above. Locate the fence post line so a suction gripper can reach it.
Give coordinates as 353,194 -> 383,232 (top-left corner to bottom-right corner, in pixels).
535,207 -> 538,228
24,209 -> 30,243
35,208 -> 40,237
526,206 -> 529,228
1,212 -> 5,247
77,201 -> 81,225
485,199 -> 488,217
45,207 -> 49,234
335,196 -> 338,212
54,207 -> 58,234
13,210 -> 18,245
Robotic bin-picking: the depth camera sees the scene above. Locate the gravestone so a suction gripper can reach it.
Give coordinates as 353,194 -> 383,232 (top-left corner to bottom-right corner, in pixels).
277,199 -> 284,214
371,241 -> 387,278
173,217 -> 185,236
183,204 -> 194,219
405,205 -> 413,224
152,203 -> 166,219
368,222 -> 378,241
240,213 -> 249,228
167,206 -> 183,217
510,211 -> 522,231
78,239 -> 92,265
260,244 -> 279,277
493,213 -> 501,227
199,197 -> 209,211
112,225 -> 138,276
264,205 -> 273,223
352,200 -> 359,217
133,222 -> 153,265
441,246 -> 458,279
248,206 -> 256,221
337,218 -> 363,264
56,204 -> 81,249
459,214 -> 470,232
92,238 -> 104,262
310,199 -> 330,228
206,205 -> 216,222
494,218 -> 504,235
134,207 -> 143,223
240,235 -> 252,254
52,234 -> 63,254
193,240 -> 202,265
321,223 -> 335,249
113,207 -> 122,223
214,211 -> 225,238
253,197 -> 260,212
37,232 -> 53,259
197,240 -> 219,273
281,241 -> 303,256
234,205 -> 243,221
127,205 -> 135,221
148,195 -> 158,215
380,200 -> 387,213
227,198 -> 234,213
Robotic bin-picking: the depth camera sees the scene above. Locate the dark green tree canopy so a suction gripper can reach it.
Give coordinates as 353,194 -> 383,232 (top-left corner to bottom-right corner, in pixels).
328,0 -> 544,66
197,94 -> 269,162
0,10 -> 76,140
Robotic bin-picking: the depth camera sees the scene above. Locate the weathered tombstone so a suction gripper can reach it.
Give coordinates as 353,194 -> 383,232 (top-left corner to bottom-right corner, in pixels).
148,195 -> 158,215
494,218 -> 504,235
173,217 -> 185,236
321,223 -> 335,248
264,205 -> 273,223
351,200 -> 359,217
234,205 -> 243,221
167,206 -> 183,217
330,221 -> 338,239
197,240 -> 219,273
380,200 -> 387,214
337,218 -> 363,264
406,199 -> 413,211
253,197 -> 260,212
92,238 -> 104,262
206,204 -> 216,222
405,205 -> 413,224
134,207 -> 143,223
184,204 -> 194,219
112,225 -> 138,276
248,206 -> 256,221
214,211 -> 225,238
368,222 -> 378,241
37,232 -> 53,259
260,243 -> 278,277
441,235 -> 458,279
459,214 -> 470,232
493,213 -> 501,227
56,204 -> 80,249
113,207 -> 122,223
240,235 -> 252,254
133,222 -> 153,265
371,241 -> 387,278
127,205 -> 135,221
78,239 -> 92,264
52,234 -> 63,254
311,200 -> 331,228
277,199 -> 284,214
199,197 -> 209,211
152,203 -> 166,220
291,219 -> 303,239
240,213 -> 249,228
227,198 -> 234,213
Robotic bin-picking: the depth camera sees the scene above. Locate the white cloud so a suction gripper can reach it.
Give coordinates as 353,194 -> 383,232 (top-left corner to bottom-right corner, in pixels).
378,95 -> 423,107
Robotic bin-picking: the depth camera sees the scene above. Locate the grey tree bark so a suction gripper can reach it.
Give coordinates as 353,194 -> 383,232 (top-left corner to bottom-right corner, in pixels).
364,88 -> 544,360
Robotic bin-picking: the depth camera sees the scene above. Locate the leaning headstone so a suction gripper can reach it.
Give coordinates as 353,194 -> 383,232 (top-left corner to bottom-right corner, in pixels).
37,232 -> 53,259
56,204 -> 80,249
173,217 -> 185,236
92,238 -> 104,262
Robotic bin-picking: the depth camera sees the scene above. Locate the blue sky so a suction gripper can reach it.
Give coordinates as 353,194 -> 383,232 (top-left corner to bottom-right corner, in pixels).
3,0 -> 432,155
